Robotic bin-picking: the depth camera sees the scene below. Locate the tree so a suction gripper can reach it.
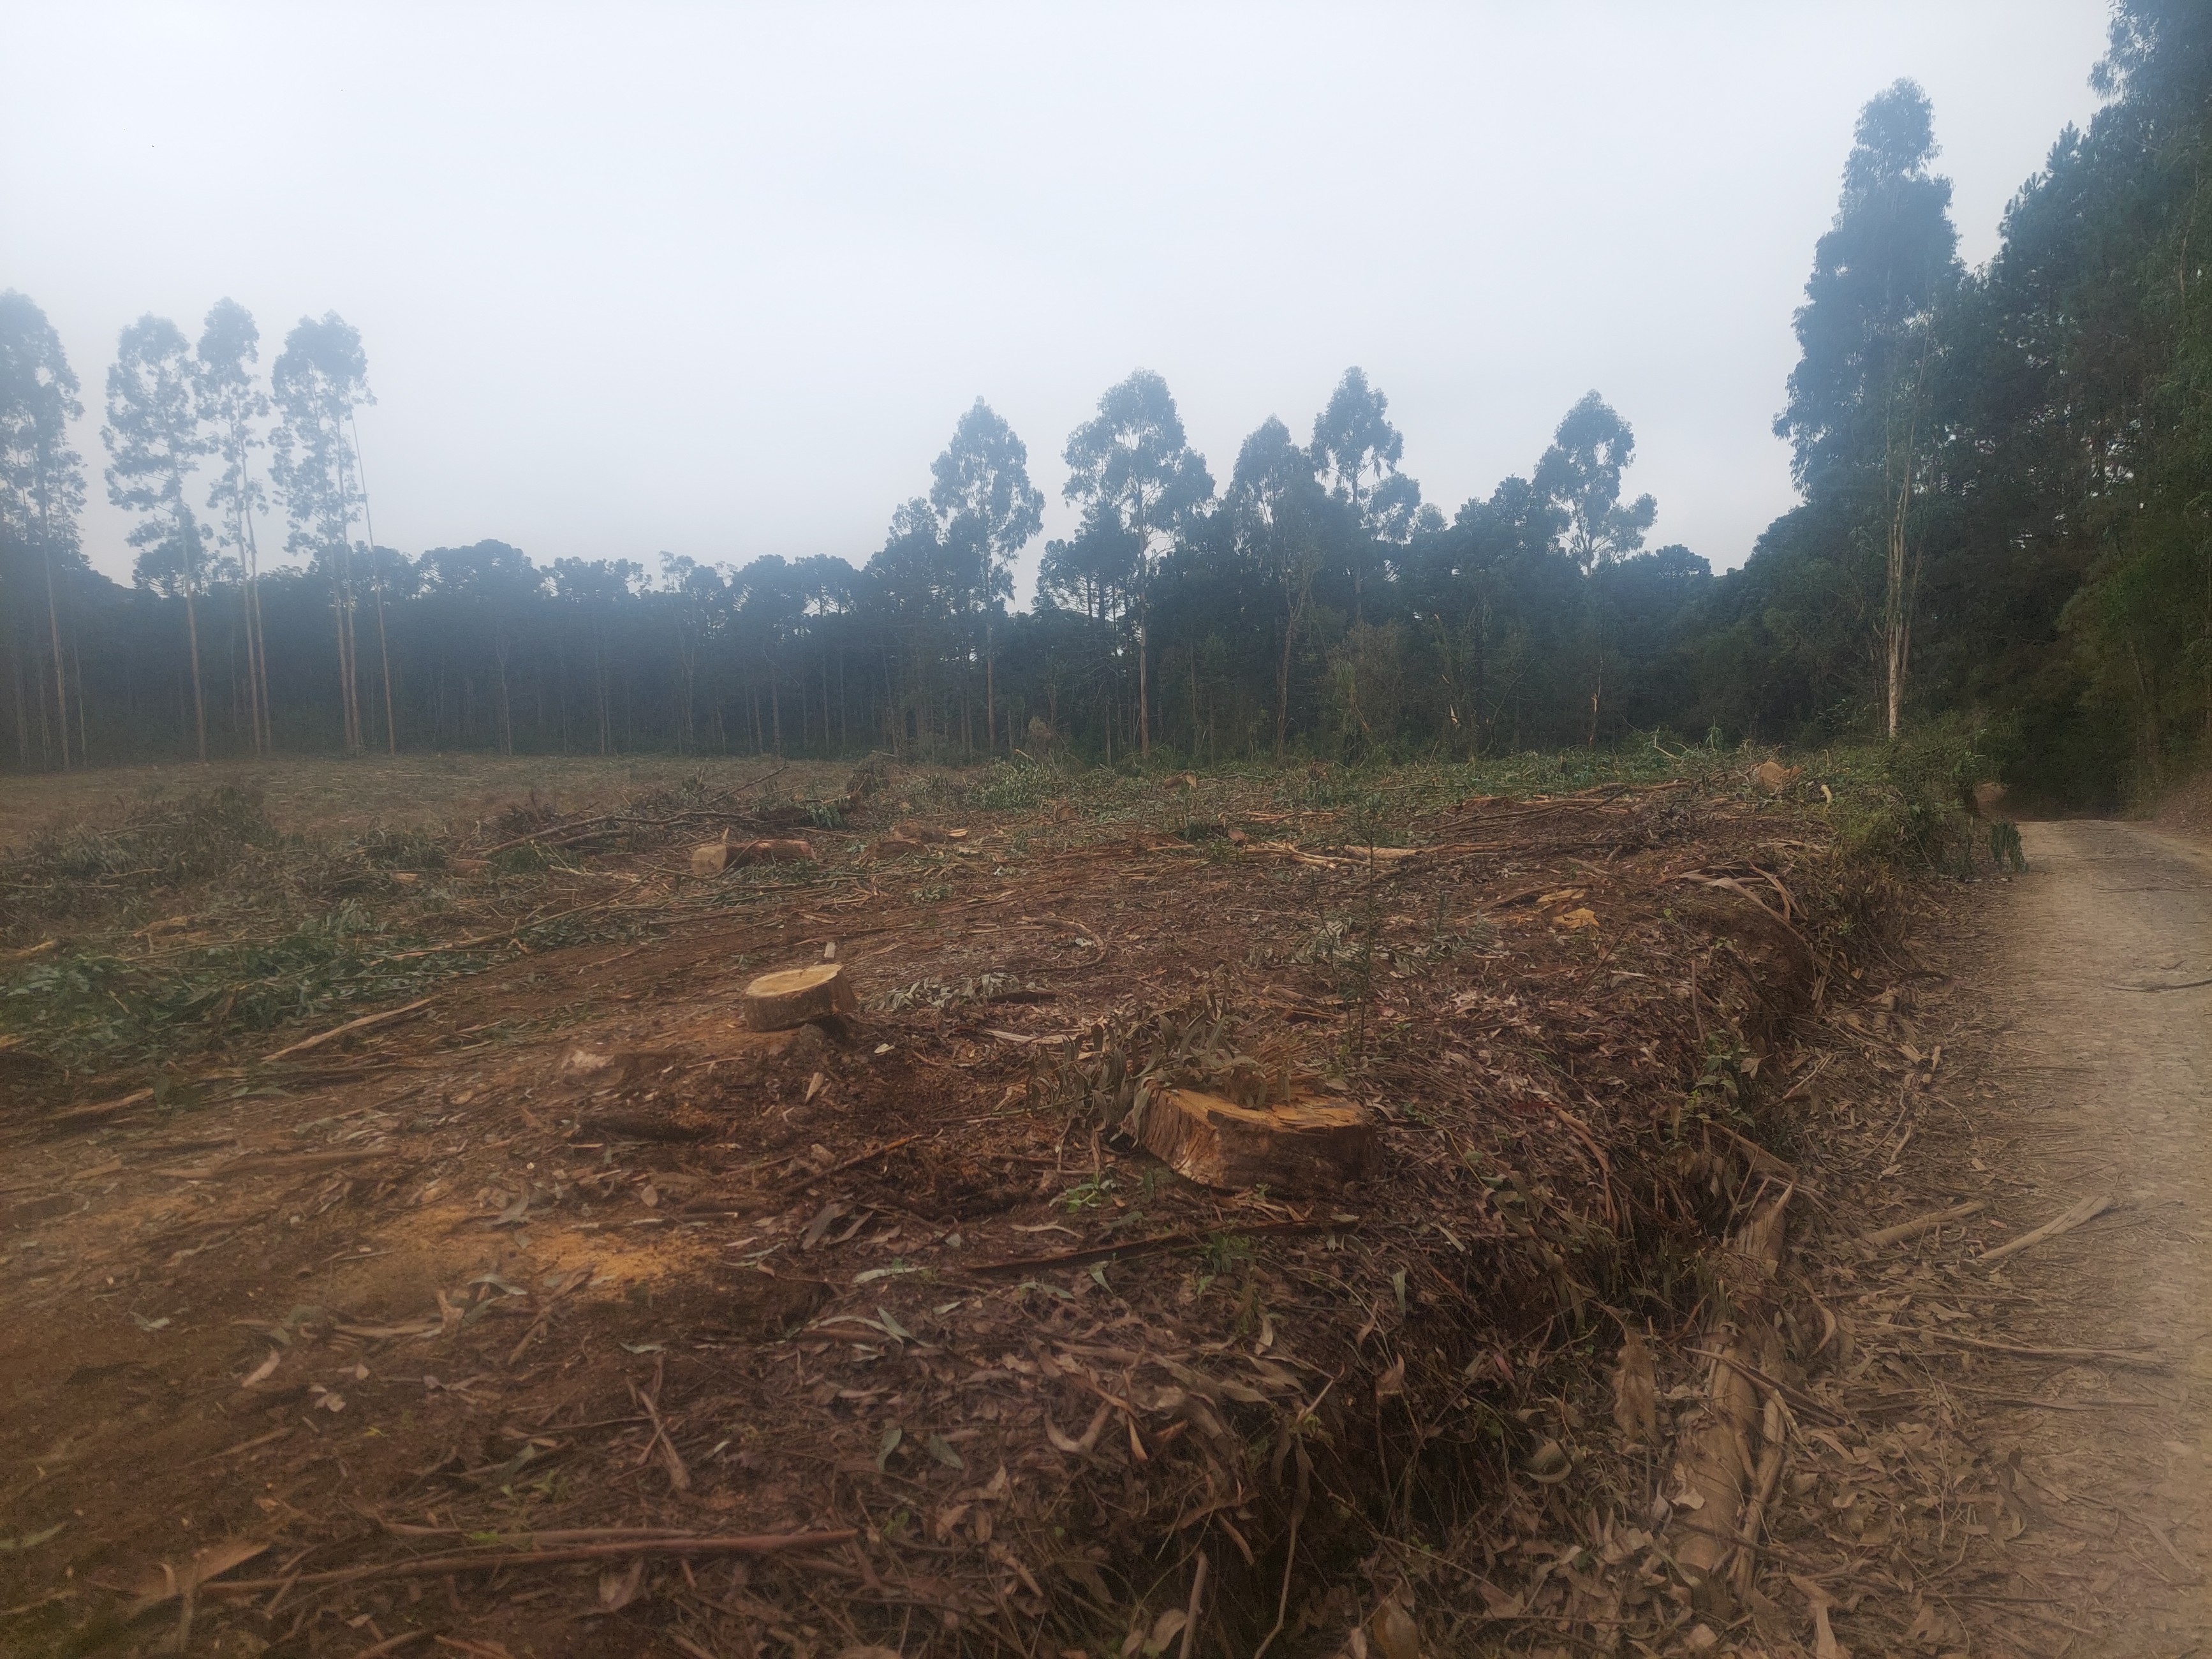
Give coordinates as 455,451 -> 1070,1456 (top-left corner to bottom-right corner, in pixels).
270,314 -> 376,751
1776,80 -> 1962,736
1311,367 -> 1412,614
1227,417 -> 1326,758
929,398 -> 1043,755
425,540 -> 542,753
197,299 -> 274,754
1063,369 -> 1213,755
104,315 -> 216,762
0,291 -> 88,769
1533,392 -> 1658,744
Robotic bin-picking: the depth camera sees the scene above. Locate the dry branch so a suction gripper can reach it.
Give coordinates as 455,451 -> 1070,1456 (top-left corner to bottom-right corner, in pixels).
196,1531 -> 859,1595
1857,1199 -> 1984,1252
1980,1194 -> 2112,1267
261,998 -> 434,1063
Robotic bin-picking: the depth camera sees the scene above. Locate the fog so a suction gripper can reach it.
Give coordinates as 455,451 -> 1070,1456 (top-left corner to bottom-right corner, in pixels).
4,2 -> 2111,596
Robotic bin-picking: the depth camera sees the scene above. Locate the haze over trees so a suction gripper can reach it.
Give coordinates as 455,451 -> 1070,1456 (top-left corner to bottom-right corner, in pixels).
2,0 -> 2207,806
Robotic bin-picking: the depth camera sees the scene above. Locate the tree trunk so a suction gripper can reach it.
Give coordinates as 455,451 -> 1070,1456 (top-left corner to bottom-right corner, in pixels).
1884,471 -> 1912,741
40,540 -> 69,770
374,570 -> 397,755
1137,596 -> 1151,758
182,580 -> 208,763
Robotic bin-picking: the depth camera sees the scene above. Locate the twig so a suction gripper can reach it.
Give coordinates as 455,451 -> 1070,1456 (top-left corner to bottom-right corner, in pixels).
631,1357 -> 691,1493
778,1133 -> 931,1190
196,1532 -> 857,1595
1179,1549 -> 1208,1659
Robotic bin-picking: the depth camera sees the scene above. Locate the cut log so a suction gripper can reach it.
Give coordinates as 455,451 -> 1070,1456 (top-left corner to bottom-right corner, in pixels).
742,964 -> 859,1031
693,837 -> 816,874
1135,1088 -> 1376,1195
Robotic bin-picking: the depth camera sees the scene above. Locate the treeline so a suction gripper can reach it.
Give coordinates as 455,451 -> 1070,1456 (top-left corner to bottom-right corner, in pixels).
4,0 -> 2208,800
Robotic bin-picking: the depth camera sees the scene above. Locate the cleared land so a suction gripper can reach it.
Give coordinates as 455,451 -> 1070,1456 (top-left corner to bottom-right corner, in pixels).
0,749 -> 2066,1656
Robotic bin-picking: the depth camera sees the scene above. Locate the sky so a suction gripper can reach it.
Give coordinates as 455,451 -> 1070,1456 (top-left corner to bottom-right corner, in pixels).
5,2 -> 2114,602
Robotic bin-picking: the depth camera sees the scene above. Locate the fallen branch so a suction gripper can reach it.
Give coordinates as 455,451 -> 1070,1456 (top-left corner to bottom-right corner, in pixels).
40,1088 -> 154,1135
778,1132 -> 929,1190
1980,1194 -> 2112,1268
1857,1199 -> 1984,1253
477,765 -> 790,855
196,1531 -> 857,1595
1930,1331 -> 2167,1370
262,998 -> 434,1064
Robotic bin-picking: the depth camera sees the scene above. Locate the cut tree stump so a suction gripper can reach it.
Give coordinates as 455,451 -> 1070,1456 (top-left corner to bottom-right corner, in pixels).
742,963 -> 859,1031
692,837 -> 816,875
1135,1088 -> 1376,1195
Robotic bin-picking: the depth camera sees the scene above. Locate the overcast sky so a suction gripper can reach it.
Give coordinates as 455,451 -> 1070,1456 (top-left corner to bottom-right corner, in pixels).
6,2 -> 2112,601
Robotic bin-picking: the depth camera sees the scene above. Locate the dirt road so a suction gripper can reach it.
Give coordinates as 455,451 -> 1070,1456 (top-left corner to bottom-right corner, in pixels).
1949,820 -> 2212,1652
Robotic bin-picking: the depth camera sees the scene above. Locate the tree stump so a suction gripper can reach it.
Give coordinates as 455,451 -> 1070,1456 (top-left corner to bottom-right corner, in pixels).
741,963 -> 858,1031
1135,1088 -> 1376,1194
693,837 -> 816,874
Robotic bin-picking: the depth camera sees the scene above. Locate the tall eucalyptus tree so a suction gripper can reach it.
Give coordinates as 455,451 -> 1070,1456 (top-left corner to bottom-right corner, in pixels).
195,299 -> 273,753
929,398 -> 1043,755
1776,80 -> 1961,736
270,314 -> 374,749
0,291 -> 87,768
1063,369 -> 1212,756
103,315 -> 214,761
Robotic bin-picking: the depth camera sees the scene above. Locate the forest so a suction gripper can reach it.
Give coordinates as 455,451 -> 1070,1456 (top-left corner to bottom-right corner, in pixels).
3,0 -> 2208,807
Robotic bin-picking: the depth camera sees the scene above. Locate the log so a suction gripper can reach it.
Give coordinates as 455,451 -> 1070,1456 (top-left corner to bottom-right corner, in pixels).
693,837 -> 816,874
742,963 -> 859,1031
1134,1088 -> 1376,1195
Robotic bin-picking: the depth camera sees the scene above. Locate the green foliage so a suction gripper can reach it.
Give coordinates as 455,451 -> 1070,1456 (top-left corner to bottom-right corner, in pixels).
1815,723 -> 1990,874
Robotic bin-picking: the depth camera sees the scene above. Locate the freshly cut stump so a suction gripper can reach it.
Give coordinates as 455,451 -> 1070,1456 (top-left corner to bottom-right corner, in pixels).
742,963 -> 858,1031
693,837 -> 816,874
1137,1088 -> 1377,1195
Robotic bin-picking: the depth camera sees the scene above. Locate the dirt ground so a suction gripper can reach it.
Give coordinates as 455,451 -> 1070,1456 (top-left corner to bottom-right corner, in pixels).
12,751 -> 2197,1658
1889,820 -> 2212,1654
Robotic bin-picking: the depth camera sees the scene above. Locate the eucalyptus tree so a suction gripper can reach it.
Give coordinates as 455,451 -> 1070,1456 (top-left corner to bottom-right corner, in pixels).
1311,367 -> 1410,616
0,291 -> 87,768
1776,80 -> 1961,735
1063,369 -> 1213,755
929,397 -> 1043,755
1227,417 -> 1327,759
1533,392 -> 1657,744
195,299 -> 273,753
270,313 -> 376,750
104,315 -> 216,761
